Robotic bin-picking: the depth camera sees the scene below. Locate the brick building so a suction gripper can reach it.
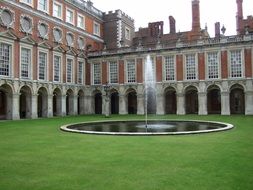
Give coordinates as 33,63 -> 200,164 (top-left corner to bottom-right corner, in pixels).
0,0 -> 253,120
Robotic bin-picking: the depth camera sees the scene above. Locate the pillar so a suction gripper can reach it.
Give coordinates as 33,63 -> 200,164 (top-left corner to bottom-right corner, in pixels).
31,94 -> 38,119
119,94 -> 127,115
156,93 -> 165,115
177,93 -> 185,115
61,95 -> 66,116
73,95 -> 78,115
221,91 -> 230,115
47,95 -> 53,117
137,94 -> 144,115
102,95 -> 110,117
245,91 -> 253,115
84,95 -> 93,114
198,92 -> 207,115
12,93 -> 20,120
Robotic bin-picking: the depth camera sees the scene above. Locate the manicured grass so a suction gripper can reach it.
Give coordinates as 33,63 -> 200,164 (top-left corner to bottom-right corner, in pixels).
0,115 -> 253,190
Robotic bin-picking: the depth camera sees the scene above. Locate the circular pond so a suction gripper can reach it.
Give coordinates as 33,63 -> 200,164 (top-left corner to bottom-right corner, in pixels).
60,120 -> 234,136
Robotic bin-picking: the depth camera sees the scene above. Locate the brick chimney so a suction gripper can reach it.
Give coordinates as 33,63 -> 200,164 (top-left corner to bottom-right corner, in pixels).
215,22 -> 221,38
169,16 -> 176,34
236,0 -> 244,34
192,0 -> 201,32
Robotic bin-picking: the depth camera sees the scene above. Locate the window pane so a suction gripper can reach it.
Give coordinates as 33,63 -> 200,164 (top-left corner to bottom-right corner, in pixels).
39,52 -> 47,80
93,63 -> 101,84
164,56 -> 175,81
230,50 -> 242,78
0,43 -> 11,76
207,52 -> 219,79
78,61 -> 83,84
109,61 -> 118,84
21,48 -> 31,79
54,55 -> 61,82
127,60 -> 136,83
67,59 -> 72,83
186,54 -> 196,80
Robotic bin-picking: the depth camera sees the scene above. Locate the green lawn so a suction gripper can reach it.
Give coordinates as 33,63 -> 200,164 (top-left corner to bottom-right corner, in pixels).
0,115 -> 252,190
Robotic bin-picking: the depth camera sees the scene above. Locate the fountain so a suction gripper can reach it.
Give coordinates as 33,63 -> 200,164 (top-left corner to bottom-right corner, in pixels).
144,55 -> 156,131
60,55 -> 234,136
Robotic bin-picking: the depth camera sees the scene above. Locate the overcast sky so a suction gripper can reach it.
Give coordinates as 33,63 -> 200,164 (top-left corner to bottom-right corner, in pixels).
91,0 -> 253,37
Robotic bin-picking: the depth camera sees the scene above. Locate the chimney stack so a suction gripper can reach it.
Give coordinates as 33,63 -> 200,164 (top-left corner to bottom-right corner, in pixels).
192,0 -> 201,32
215,22 -> 221,38
169,16 -> 176,34
236,0 -> 244,34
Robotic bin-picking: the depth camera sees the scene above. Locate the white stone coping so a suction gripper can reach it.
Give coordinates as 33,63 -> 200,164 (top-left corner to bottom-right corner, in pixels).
60,119 -> 234,136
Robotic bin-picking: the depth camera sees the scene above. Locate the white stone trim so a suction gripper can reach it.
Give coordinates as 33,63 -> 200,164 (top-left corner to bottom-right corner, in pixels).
77,13 -> 85,30
20,14 -> 33,34
37,20 -> 49,39
0,6 -> 15,29
77,58 -> 85,85
53,0 -> 63,20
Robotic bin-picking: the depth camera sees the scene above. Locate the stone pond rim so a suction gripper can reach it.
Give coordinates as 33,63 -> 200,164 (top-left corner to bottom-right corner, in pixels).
60,119 -> 234,136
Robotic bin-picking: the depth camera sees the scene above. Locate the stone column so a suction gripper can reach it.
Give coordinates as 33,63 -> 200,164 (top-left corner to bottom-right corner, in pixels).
47,95 -> 53,118
12,93 -> 20,120
102,95 -> 110,117
156,93 -> 165,115
137,94 -> 144,115
31,94 -> 38,119
198,92 -> 207,115
119,94 -> 127,115
221,91 -> 230,115
84,95 -> 93,114
61,95 -> 66,116
245,91 -> 253,115
73,95 -> 78,115
177,93 -> 185,115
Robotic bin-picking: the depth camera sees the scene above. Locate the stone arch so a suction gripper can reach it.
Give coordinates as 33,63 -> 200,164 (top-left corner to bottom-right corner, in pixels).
126,88 -> 137,114
53,88 -> 62,116
66,89 -> 74,115
230,84 -> 245,114
19,85 -> 32,119
207,85 -> 221,114
0,84 -> 13,120
110,88 -> 119,114
164,86 -> 177,114
77,89 -> 85,115
93,90 -> 102,114
185,86 -> 198,114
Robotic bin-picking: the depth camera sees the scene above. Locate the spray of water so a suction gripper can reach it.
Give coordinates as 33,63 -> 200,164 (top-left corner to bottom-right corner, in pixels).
144,55 -> 156,132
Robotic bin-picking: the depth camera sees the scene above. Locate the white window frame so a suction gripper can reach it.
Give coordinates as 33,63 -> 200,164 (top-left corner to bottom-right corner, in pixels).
125,59 -> 136,83
125,26 -> 131,40
93,21 -> 100,36
0,38 -> 14,78
206,51 -> 220,80
92,62 -> 101,85
184,53 -> 198,81
66,7 -> 75,25
77,13 -> 85,29
108,61 -> 118,84
163,55 -> 176,81
229,49 -> 244,78
20,0 -> 33,7
20,43 -> 33,80
53,52 -> 62,83
77,58 -> 85,84
53,1 -> 63,20
66,56 -> 74,83
38,0 -> 49,13
143,56 -> 156,83
37,48 -> 48,81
